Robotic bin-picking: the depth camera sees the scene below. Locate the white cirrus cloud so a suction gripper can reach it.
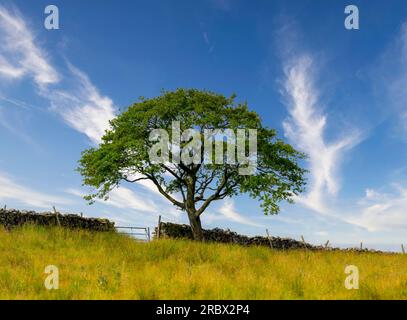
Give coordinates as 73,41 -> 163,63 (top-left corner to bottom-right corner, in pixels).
0,5 -> 59,86
0,172 -> 71,209
66,187 -> 157,213
66,187 -> 182,221
0,6 -> 115,145
0,54 -> 25,79
213,199 -> 262,227
282,55 -> 361,214
348,186 -> 407,231
47,64 -> 117,144
383,22 -> 407,136
0,5 -> 169,212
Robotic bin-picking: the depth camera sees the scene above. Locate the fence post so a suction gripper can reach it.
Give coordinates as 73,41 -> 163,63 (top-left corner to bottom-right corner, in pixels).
300,235 -> 307,250
324,240 -> 330,248
147,227 -> 150,242
157,215 -> 162,239
402,244 -> 405,254
360,242 -> 363,250
53,206 -> 61,226
265,228 -> 273,249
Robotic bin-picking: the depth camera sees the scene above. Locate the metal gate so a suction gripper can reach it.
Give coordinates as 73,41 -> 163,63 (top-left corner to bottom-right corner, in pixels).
115,226 -> 151,241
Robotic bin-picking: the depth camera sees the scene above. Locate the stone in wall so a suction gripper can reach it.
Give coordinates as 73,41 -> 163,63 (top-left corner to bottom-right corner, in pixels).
155,222 -> 385,253
0,208 -> 115,232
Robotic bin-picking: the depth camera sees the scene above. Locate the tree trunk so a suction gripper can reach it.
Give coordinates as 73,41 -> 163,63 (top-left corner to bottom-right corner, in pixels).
187,211 -> 204,241
185,176 -> 204,241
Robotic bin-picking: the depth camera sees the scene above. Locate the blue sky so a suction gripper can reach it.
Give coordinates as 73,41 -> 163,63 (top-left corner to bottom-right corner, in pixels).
1,0 -> 407,251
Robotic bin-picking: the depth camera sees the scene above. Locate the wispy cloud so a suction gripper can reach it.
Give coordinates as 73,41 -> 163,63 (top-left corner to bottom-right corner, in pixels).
382,22 -> 407,137
202,31 -> 214,53
0,5 -> 173,217
0,107 -> 40,148
0,54 -> 24,79
67,187 -> 181,221
0,5 -> 115,145
205,199 -> 262,227
340,20 -> 407,232
125,173 -> 165,196
282,55 -> 361,213
0,172 -> 71,209
47,64 -> 116,144
66,187 -> 157,213
210,0 -> 233,12
348,186 -> 407,231
0,5 -> 59,86
0,95 -> 36,110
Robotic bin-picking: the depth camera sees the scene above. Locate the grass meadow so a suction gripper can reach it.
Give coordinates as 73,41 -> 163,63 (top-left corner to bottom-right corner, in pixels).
1,225 -> 407,299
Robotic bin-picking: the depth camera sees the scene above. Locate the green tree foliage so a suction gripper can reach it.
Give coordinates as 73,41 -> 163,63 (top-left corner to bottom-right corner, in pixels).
78,89 -> 306,240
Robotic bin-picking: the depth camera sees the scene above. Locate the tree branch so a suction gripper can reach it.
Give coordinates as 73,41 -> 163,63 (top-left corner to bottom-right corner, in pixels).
123,176 -> 150,183
148,174 -> 185,209
195,171 -> 216,201
195,171 -> 230,217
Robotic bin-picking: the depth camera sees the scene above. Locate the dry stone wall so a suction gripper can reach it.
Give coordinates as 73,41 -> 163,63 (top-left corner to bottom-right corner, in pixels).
0,208 -> 115,232
156,222 -> 385,253
157,222 -> 316,249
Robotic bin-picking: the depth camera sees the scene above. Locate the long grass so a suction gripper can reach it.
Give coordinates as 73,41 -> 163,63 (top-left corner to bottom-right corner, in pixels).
0,225 -> 406,299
